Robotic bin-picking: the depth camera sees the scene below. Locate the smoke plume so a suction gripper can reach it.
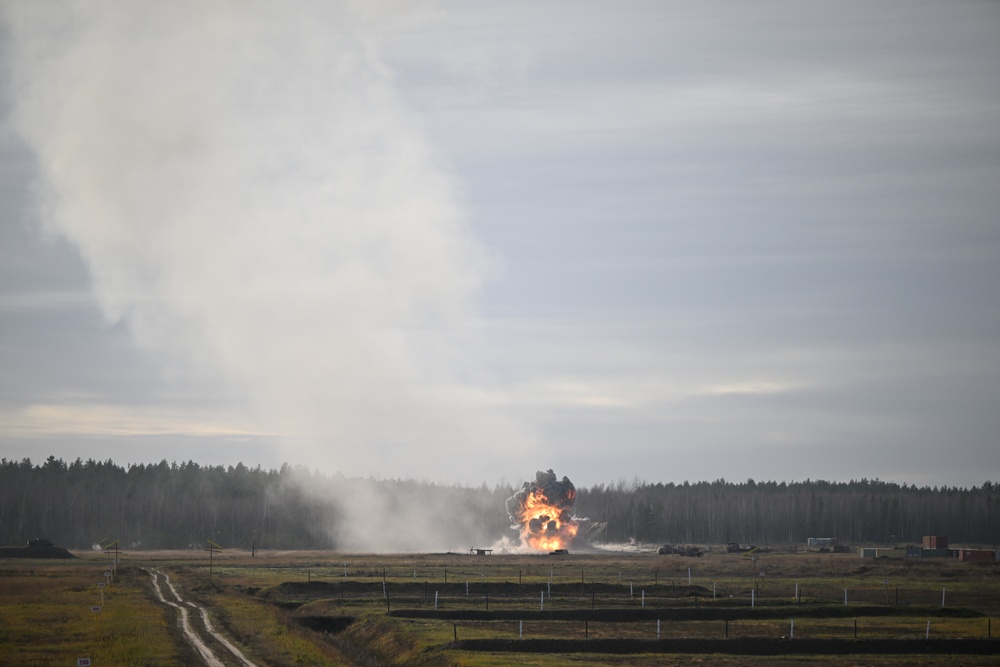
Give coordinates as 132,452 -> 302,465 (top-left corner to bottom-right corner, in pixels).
1,1 -> 535,484
506,469 -> 579,551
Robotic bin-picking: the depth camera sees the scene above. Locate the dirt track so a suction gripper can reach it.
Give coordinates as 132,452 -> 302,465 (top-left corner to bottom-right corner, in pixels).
144,567 -> 258,667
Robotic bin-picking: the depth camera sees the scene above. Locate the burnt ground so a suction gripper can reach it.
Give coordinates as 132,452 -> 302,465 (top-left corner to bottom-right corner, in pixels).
445,637 -> 999,655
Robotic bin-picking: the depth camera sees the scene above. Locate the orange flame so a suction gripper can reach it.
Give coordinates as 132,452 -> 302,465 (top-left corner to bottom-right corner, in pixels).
515,488 -> 579,551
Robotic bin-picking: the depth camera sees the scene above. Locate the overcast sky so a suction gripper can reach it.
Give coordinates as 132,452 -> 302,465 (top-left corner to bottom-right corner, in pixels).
1,1 -> 998,488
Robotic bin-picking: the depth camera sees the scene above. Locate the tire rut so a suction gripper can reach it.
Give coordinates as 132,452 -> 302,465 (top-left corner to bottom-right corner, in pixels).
144,567 -> 258,667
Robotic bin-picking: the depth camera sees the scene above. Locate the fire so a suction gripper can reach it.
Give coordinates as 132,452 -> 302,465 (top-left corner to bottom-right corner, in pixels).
507,470 -> 579,552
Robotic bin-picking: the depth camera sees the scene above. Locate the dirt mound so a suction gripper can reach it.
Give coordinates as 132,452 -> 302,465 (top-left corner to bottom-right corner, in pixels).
390,604 -> 983,622
448,637 -> 999,656
0,545 -> 76,559
257,580 -> 343,601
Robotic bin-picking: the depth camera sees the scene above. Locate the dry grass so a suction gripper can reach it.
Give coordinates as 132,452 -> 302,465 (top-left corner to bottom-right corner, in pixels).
0,558 -> 181,666
3,548 -> 998,666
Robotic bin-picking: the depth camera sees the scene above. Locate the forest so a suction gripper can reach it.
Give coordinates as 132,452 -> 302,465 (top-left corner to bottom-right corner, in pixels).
1,456 -> 997,551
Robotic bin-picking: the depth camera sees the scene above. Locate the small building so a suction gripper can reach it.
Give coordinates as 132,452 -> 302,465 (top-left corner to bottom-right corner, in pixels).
808,537 -> 838,549
920,548 -> 954,558
875,548 -> 908,559
469,548 -> 493,556
922,535 -> 948,549
956,549 -> 995,563
859,547 -> 877,559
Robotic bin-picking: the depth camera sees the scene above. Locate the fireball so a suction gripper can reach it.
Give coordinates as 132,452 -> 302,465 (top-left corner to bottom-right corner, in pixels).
507,470 -> 579,551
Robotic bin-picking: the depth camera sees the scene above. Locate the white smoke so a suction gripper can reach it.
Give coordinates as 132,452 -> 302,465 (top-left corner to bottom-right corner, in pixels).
1,1 -> 533,484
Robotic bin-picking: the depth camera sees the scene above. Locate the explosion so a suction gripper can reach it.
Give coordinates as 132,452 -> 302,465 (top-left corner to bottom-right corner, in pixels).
506,470 -> 579,551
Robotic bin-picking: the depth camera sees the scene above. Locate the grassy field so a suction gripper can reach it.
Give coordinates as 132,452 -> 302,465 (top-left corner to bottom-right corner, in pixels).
0,557 -> 185,666
1,548 -> 998,666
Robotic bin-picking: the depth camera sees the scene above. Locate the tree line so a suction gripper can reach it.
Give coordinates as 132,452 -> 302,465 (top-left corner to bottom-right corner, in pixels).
575,478 -> 1000,547
1,456 -> 997,550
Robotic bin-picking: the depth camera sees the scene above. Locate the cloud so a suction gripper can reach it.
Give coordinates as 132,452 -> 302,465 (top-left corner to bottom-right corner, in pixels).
0,290 -> 94,311
691,381 -> 803,397
2,402 -> 267,439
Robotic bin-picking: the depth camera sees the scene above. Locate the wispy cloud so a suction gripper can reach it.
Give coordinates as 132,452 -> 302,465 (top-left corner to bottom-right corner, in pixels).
1,402 -> 268,439
0,290 -> 94,311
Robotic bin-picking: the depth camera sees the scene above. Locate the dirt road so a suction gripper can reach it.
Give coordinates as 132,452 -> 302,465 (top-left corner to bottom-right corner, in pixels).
144,567 -> 258,667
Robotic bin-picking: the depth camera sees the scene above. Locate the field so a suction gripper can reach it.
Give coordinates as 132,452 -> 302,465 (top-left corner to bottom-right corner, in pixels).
1,547 -> 998,666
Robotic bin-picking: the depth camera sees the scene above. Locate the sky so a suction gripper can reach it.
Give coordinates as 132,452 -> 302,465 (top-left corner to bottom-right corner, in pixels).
1,1 -> 998,489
